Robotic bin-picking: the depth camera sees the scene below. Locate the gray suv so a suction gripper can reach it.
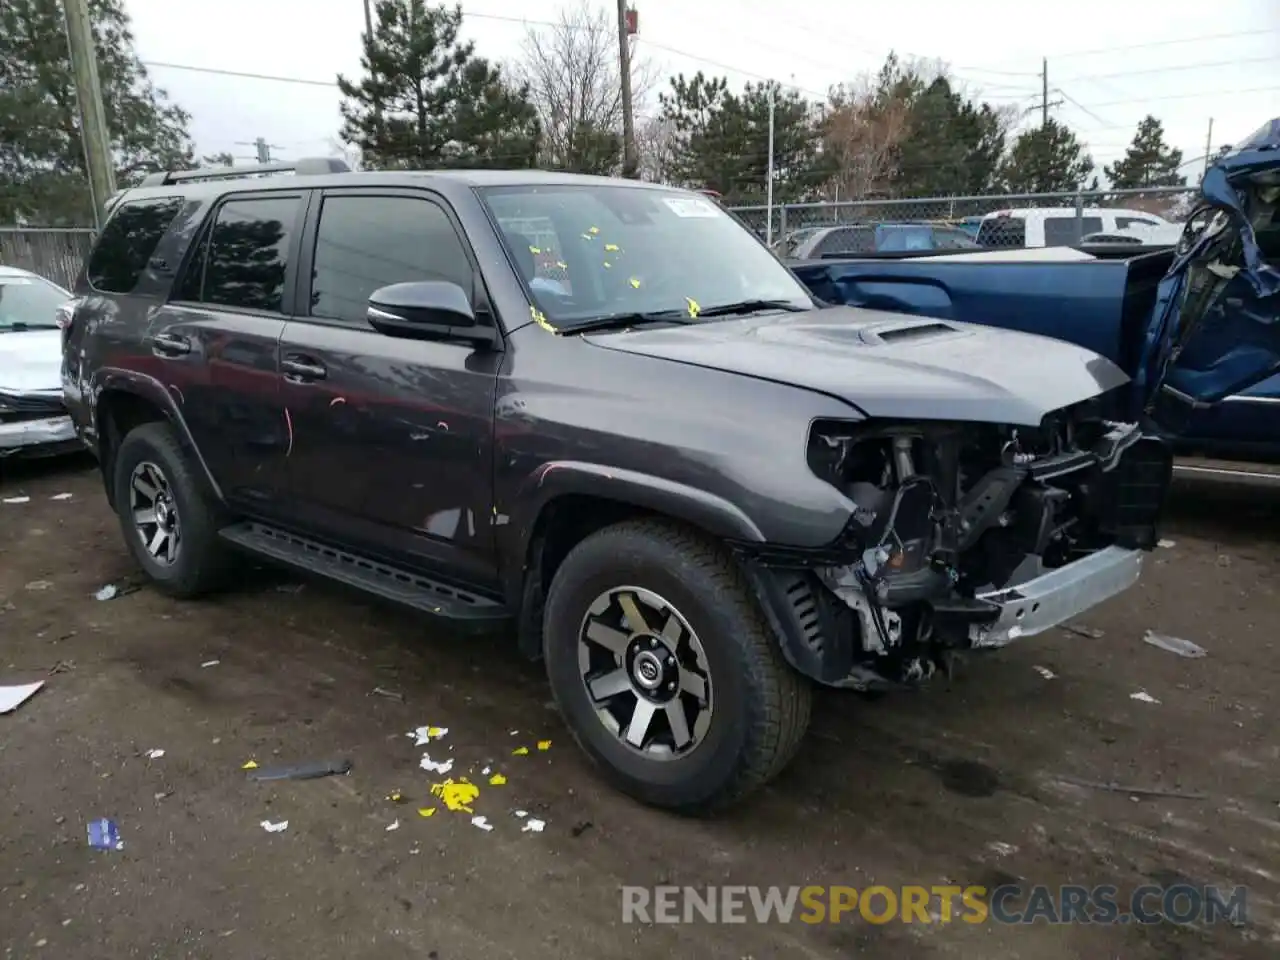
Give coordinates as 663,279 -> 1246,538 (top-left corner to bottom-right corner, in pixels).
61,158 -> 1171,812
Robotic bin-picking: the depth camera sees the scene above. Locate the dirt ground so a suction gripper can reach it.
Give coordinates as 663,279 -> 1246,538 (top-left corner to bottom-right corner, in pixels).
1,454 -> 1277,960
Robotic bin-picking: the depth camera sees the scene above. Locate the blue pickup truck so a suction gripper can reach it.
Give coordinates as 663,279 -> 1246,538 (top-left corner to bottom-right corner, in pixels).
790,120 -> 1280,460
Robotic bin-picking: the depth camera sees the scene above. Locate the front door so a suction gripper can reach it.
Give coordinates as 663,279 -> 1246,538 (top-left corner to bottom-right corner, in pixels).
276,188 -> 501,586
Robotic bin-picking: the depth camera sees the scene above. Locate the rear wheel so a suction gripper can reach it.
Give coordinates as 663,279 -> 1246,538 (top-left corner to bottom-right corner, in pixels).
112,421 -> 231,597
543,519 -> 812,813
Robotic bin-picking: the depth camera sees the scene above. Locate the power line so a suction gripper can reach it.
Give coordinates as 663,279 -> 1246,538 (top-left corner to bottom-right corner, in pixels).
1036,28 -> 1280,61
142,60 -> 338,88
1054,54 -> 1278,84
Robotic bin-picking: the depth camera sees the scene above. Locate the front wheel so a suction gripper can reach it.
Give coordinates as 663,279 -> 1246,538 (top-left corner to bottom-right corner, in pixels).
543,519 -> 812,813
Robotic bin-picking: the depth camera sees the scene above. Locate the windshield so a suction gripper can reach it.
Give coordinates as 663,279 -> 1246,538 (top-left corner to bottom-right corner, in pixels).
0,274 -> 68,331
478,185 -> 814,329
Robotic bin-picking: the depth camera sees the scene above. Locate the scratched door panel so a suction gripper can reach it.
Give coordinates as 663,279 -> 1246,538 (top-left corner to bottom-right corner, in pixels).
277,319 -> 501,581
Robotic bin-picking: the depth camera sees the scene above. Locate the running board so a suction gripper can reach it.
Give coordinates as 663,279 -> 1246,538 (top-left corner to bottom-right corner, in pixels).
218,522 -> 509,622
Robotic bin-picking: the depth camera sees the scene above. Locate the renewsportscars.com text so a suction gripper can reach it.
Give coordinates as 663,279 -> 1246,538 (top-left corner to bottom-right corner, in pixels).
621,884 -> 1248,926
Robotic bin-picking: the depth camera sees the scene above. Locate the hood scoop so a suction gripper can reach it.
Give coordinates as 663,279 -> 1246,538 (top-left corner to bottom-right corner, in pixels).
864,321 -> 958,345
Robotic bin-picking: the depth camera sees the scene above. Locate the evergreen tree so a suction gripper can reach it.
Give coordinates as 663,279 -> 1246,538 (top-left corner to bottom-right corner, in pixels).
658,73 -> 825,205
998,119 -> 1094,194
338,0 -> 540,170
892,76 -> 1008,196
1104,115 -> 1186,188
0,0 -> 194,224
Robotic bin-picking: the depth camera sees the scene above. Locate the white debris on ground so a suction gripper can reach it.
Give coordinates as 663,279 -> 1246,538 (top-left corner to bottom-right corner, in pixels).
145,749 -> 165,759
419,753 -> 454,775
1142,630 -> 1207,658
260,820 -> 289,833
0,681 -> 44,714
2,496 -> 31,504
201,659 -> 220,668
513,809 -> 528,818
407,725 -> 448,746
522,818 -> 546,834
986,841 -> 1018,856
470,816 -> 494,832
49,493 -> 73,501
1130,691 -> 1161,704
385,820 -> 400,832
1033,665 -> 1056,680
94,584 -> 118,601
1158,539 -> 1176,548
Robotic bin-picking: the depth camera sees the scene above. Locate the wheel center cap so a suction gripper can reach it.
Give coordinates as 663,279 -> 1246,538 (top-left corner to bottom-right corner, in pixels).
155,497 -> 172,528
632,650 -> 664,690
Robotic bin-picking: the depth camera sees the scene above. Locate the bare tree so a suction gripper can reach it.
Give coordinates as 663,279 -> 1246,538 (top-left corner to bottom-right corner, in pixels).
513,1 -> 656,174
635,115 -> 679,183
819,82 -> 912,201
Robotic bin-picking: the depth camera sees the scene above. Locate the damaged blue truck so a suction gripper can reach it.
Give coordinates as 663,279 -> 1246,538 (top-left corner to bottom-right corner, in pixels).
60,120 -> 1277,813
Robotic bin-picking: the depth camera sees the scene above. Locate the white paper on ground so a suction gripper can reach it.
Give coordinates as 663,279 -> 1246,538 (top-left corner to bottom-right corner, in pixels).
0,681 -> 44,714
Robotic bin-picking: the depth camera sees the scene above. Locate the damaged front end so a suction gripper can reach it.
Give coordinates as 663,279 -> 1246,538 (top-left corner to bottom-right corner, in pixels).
742,405 -> 1172,691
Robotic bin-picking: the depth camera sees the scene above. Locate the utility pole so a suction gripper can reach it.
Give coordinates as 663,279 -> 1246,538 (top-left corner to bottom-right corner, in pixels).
236,138 -> 280,164
1041,57 -> 1049,128
616,0 -> 639,178
62,0 -> 116,228
766,85 -> 776,246
1203,117 -> 1214,178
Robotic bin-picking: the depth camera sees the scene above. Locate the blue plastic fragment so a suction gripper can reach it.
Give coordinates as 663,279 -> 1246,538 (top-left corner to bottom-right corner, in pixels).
86,818 -> 123,851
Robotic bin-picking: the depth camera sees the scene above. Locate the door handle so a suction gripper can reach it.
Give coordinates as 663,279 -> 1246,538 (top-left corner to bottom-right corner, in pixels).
151,332 -> 192,356
281,356 -> 327,382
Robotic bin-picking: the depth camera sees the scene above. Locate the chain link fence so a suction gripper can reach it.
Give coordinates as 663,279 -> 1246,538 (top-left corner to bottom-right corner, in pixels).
729,187 -> 1200,255
3,185 -> 1202,286
0,228 -> 95,289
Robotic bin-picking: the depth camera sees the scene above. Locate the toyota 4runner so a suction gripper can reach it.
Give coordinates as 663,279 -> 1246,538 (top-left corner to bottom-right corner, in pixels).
60,158 -> 1172,812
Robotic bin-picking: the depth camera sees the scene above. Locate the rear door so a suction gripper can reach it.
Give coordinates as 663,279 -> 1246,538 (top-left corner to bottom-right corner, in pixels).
1136,119 -> 1280,426
159,189 -> 307,507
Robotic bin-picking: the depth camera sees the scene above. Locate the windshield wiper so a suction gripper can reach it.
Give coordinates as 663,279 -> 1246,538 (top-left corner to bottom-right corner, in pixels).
559,310 -> 694,334
693,299 -> 810,318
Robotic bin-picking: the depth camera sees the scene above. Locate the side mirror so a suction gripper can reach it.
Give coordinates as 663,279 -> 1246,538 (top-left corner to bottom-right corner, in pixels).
367,281 -> 493,343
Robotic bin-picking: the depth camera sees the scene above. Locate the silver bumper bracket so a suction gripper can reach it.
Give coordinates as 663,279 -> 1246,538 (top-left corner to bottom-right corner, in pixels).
968,546 -> 1144,648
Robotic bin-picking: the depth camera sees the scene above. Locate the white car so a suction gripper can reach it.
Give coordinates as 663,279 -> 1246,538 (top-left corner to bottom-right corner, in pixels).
976,207 -> 1175,248
0,265 -> 80,459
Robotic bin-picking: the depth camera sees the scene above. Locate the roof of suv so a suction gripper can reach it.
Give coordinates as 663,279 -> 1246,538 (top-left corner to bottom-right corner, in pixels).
115,165 -> 690,208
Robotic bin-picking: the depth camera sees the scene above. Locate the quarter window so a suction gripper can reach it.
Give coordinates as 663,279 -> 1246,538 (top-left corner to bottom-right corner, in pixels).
86,197 -> 183,293
309,195 -> 474,325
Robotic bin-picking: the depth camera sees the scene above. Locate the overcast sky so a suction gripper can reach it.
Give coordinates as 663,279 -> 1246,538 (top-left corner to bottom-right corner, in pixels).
124,0 -> 1280,188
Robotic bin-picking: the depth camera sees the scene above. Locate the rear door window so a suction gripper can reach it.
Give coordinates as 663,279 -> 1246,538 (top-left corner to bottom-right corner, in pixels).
176,195 -> 304,313
86,197 -> 183,293
1043,216 -> 1103,246
976,217 -> 1025,247
814,227 -> 875,256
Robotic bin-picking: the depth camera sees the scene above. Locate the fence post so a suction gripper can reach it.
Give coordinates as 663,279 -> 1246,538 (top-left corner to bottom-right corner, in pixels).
1073,189 -> 1084,243
779,205 -> 788,244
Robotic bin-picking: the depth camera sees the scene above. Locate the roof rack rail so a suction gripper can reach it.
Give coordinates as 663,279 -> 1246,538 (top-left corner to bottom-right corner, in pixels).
138,157 -> 352,188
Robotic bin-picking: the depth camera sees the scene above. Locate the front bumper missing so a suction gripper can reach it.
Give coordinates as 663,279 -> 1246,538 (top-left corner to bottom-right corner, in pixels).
968,545 -> 1144,649
0,415 -> 79,457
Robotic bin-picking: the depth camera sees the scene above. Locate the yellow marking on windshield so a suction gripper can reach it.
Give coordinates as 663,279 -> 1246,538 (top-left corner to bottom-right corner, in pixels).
685,297 -> 700,318
629,277 -> 641,289
530,305 -> 558,334
604,243 -> 620,252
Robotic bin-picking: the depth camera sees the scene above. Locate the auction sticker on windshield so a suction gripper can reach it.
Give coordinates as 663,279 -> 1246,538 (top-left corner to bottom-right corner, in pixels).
663,197 -> 720,218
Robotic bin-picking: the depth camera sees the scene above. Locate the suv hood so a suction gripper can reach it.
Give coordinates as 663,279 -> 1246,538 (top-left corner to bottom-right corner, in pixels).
583,307 -> 1127,425
0,329 -> 62,393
